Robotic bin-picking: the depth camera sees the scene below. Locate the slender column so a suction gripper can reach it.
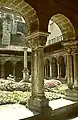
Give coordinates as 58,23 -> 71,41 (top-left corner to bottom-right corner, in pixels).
57,64 -> 60,78
44,65 -> 47,78
59,64 -> 62,78
73,51 -> 78,91
50,62 -> 52,77
66,54 -> 73,89
45,65 -> 47,77
24,47 -> 27,69
1,61 -> 5,78
46,65 -> 48,77
23,47 -> 29,82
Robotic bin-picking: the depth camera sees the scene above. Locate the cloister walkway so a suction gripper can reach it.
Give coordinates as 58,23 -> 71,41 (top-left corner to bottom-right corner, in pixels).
0,98 -> 75,120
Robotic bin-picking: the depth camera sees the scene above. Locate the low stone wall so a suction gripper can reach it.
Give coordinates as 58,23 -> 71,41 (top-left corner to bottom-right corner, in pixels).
21,102 -> 78,120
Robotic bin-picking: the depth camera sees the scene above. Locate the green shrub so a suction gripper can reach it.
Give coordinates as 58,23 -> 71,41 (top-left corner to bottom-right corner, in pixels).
0,91 -> 31,106
46,84 -> 68,94
0,79 -> 31,92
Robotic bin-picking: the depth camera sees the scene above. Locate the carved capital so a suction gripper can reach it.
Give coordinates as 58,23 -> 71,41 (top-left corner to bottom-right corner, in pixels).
71,45 -> 78,54
70,39 -> 78,54
64,46 -> 72,54
62,39 -> 78,54
25,31 -> 49,49
23,47 -> 28,51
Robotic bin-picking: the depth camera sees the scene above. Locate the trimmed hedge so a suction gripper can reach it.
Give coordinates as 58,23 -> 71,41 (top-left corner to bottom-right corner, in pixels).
0,91 -> 31,106
0,79 -> 31,91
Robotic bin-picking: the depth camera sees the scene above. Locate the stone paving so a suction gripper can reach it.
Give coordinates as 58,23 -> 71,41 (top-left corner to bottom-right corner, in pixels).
0,98 -> 75,120
0,104 -> 39,120
49,98 -> 75,110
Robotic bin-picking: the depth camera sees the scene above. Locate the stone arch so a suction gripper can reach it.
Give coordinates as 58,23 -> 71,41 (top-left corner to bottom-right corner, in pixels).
4,60 -> 13,79
15,61 -> 24,82
49,14 -> 75,41
51,57 -> 58,78
45,59 -> 50,78
58,56 -> 66,78
0,0 -> 39,34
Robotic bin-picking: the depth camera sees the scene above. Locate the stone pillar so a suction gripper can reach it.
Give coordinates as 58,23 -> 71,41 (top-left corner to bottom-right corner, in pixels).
73,47 -> 78,91
37,46 -> 45,97
26,31 -> 51,113
57,64 -> 60,79
66,53 -> 73,89
23,47 -> 29,82
1,61 -> 5,79
50,62 -> 52,77
62,42 -> 74,89
62,40 -> 78,100
31,48 -> 38,97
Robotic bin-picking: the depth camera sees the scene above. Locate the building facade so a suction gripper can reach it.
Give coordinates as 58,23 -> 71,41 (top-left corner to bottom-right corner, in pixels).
0,0 -> 77,113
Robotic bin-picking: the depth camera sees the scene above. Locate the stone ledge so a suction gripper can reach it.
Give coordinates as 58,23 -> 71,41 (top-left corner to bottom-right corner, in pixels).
65,89 -> 78,101
21,102 -> 78,120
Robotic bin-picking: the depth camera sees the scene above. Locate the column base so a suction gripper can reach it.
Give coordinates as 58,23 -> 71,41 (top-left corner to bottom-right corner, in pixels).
65,88 -> 78,101
28,97 -> 52,114
22,68 -> 29,82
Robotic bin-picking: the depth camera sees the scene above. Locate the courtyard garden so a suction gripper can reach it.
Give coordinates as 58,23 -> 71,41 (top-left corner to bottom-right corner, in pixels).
0,78 -> 68,107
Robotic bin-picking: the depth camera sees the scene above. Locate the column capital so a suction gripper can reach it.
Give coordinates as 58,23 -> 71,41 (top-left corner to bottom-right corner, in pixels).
23,47 -> 28,51
62,39 -> 78,54
71,45 -> 78,54
64,46 -> 72,54
25,31 -> 50,49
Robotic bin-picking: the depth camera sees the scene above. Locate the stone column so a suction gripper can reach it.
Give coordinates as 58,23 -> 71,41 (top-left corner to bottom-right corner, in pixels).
57,64 -> 60,79
1,61 -> 5,79
50,62 -> 52,77
31,48 -> 38,97
26,31 -> 51,113
23,47 -> 29,82
62,41 -> 77,100
62,41 -> 74,89
73,47 -> 78,91
66,51 -> 73,89
37,46 -> 45,98
44,65 -> 46,77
